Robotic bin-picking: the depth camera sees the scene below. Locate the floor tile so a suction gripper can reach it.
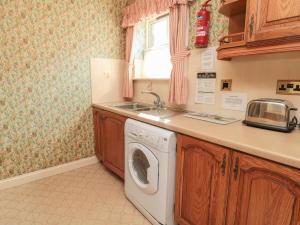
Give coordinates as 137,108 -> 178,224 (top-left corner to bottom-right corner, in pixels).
0,163 -> 152,225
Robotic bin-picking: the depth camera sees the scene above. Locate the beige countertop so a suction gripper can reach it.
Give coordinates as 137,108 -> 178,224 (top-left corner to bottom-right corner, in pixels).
93,103 -> 300,170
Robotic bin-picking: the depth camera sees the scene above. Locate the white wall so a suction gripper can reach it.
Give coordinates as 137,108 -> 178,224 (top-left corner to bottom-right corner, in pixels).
90,58 -> 125,104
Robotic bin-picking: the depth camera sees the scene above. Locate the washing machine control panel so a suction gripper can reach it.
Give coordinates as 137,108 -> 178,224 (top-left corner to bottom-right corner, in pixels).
126,125 -> 168,149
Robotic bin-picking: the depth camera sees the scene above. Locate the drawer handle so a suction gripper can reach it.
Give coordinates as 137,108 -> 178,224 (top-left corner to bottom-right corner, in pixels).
129,132 -> 138,136
233,157 -> 240,180
220,154 -> 227,176
249,15 -> 254,38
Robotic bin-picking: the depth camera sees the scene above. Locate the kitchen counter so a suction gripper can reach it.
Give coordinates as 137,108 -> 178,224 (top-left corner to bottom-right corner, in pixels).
93,102 -> 300,169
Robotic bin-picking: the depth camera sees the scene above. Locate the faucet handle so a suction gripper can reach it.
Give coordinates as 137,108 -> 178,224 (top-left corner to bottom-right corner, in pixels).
154,100 -> 165,109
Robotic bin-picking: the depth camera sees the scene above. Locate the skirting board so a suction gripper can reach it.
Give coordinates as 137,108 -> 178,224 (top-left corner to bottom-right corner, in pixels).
0,156 -> 98,191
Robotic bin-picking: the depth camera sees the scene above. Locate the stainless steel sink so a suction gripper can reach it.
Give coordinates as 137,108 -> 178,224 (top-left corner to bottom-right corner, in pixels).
137,108 -> 178,119
134,108 -> 152,111
112,102 -> 152,111
112,102 -> 183,119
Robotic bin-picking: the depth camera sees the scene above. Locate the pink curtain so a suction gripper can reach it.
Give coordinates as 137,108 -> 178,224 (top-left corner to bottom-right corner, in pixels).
168,1 -> 191,104
122,26 -> 135,98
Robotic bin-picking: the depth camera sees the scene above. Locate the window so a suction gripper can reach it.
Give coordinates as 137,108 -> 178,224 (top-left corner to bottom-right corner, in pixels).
133,14 -> 172,79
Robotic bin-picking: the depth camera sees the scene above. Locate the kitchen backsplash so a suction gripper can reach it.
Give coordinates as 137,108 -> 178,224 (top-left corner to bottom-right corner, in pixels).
91,58 -> 125,104
0,0 -> 127,180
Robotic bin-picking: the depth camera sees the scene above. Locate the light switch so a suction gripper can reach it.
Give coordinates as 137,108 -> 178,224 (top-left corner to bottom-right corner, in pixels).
221,79 -> 232,91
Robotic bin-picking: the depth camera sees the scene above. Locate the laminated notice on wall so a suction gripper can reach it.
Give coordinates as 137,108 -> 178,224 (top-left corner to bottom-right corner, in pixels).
222,93 -> 248,111
201,47 -> 216,72
195,72 -> 216,105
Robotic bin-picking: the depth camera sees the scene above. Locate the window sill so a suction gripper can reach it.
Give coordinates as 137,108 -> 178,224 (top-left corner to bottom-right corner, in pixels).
133,77 -> 170,81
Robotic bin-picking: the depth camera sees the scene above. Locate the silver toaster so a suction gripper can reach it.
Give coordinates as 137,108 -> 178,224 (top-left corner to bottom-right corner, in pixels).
243,98 -> 298,132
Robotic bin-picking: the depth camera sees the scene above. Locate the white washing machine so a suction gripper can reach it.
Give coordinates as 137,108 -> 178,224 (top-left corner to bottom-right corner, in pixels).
125,119 -> 176,225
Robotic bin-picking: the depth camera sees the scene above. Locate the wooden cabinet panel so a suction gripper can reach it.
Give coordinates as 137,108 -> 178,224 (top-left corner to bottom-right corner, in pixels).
101,110 -> 126,179
226,151 -> 300,225
267,0 -> 300,21
246,0 -> 300,44
175,135 -> 231,225
92,108 -> 102,161
92,107 -> 126,179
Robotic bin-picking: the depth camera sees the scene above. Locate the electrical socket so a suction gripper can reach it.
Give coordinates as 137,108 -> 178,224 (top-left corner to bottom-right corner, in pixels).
277,80 -> 300,95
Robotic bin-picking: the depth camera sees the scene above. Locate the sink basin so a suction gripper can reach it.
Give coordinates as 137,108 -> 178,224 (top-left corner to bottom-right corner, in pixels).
134,108 -> 152,111
113,102 -> 152,111
138,108 -> 177,119
112,102 -> 183,119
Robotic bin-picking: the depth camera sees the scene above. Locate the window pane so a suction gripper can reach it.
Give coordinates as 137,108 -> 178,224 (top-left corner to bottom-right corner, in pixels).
148,16 -> 169,49
134,21 -> 146,60
143,47 -> 172,78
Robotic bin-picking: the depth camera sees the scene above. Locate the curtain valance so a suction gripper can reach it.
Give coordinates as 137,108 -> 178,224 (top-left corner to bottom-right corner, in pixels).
122,0 -> 193,28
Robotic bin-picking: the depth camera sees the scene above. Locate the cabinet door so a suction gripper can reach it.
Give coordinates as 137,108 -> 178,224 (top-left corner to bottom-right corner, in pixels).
226,151 -> 300,225
101,110 -> 126,179
92,108 -> 103,161
245,0 -> 300,44
175,135 -> 231,225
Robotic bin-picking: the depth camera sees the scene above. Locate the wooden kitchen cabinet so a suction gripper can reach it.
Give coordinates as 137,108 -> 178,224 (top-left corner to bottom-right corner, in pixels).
175,134 -> 300,225
245,0 -> 300,45
175,135 -> 231,225
226,151 -> 300,225
217,0 -> 300,60
92,107 -> 126,179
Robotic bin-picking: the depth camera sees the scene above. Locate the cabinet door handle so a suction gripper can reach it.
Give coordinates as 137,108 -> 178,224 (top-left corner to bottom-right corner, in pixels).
220,154 -> 227,176
233,157 -> 240,180
249,14 -> 254,38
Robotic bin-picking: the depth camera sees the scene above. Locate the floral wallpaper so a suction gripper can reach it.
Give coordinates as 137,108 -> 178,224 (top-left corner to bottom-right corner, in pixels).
189,0 -> 228,48
0,0 -> 128,180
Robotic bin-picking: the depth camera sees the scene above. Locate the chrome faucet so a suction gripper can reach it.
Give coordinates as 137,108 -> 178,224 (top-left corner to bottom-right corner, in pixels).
141,91 -> 165,109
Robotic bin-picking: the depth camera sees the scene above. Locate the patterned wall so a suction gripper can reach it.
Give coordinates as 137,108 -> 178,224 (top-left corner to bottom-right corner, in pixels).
0,0 -> 127,180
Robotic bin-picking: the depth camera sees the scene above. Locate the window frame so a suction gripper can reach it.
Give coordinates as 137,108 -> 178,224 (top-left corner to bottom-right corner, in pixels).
145,13 -> 170,51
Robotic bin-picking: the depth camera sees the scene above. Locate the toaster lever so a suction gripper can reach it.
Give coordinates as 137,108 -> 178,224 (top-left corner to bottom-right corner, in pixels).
291,116 -> 298,126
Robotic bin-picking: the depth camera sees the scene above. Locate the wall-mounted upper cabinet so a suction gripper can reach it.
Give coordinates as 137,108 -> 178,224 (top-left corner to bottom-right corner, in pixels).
217,0 -> 300,60
245,0 -> 300,44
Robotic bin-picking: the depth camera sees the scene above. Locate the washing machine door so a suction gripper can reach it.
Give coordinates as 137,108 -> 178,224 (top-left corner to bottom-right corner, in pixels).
128,143 -> 159,194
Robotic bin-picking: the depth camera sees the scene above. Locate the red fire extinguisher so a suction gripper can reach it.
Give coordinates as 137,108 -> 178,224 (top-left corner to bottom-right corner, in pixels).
195,0 -> 212,48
